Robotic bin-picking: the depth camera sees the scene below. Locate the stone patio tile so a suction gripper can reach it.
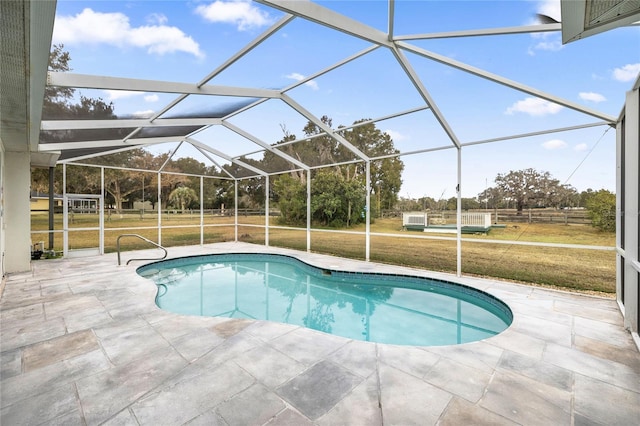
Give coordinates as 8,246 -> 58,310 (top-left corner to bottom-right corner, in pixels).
0,349 -> 22,380
45,409 -> 85,426
66,309 -> 114,333
0,317 -> 66,352
574,412 -> 607,426
43,294 -> 104,318
507,300 -> 573,326
183,409 -> 228,426
98,324 -> 172,366
130,361 -> 255,425
217,383 -> 286,425
195,332 -> 263,367
276,360 -> 362,420
424,341 -> 504,375
574,335 -> 640,371
92,316 -> 149,339
378,362 -> 452,425
210,318 -> 253,338
480,369 -> 571,425
269,328 -> 348,365
152,314 -> 223,341
574,373 -> 640,426
0,383 -> 78,426
424,357 -> 493,403
168,327 -> 226,362
573,315 -> 636,348
543,343 -> 640,393
509,314 -> 573,347
376,343 -> 440,378
0,348 -> 110,408
325,339 -> 378,378
244,320 -> 299,342
485,328 -> 546,359
0,302 -> 44,325
316,373 -> 381,426
23,329 -> 100,371
497,349 -> 573,392
100,408 -> 139,426
233,343 -> 307,389
438,397 -> 516,425
40,283 -> 73,297
76,346 -> 188,426
554,299 -> 622,325
264,408 -> 313,426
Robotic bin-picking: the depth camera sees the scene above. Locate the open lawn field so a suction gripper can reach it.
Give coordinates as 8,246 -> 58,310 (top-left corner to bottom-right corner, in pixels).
31,213 -> 616,294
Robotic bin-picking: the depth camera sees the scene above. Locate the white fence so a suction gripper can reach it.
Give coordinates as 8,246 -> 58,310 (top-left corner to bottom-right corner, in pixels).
403,212 -> 491,228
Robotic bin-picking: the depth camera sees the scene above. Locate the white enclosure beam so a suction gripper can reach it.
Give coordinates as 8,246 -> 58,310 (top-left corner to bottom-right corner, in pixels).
47,72 -> 281,99
257,0 -> 392,47
395,23 -> 561,41
40,136 -> 180,151
223,122 -> 310,170
280,94 -> 370,161
390,45 -> 462,148
397,42 -> 617,123
42,117 -> 223,130
187,137 -> 268,176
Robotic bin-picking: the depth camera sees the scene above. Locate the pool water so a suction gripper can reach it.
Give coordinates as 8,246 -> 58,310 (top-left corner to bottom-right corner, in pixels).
137,253 -> 512,346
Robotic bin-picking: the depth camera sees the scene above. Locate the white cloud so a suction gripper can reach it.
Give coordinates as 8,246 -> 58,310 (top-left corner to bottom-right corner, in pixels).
384,129 -> 406,142
146,13 -> 168,25
533,39 -> 562,52
542,139 -> 567,150
285,73 -> 319,90
613,63 -> 640,82
144,94 -> 159,102
132,110 -> 155,118
104,90 -> 144,101
574,143 -> 588,152
195,0 -> 274,31
537,0 -> 561,23
505,97 -> 563,116
579,92 -> 606,103
53,8 -> 204,58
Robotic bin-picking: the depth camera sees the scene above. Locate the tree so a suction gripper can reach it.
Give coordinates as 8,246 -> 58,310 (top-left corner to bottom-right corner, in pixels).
489,168 -> 576,214
168,186 -> 198,213
270,116 -> 403,224
585,189 -> 616,232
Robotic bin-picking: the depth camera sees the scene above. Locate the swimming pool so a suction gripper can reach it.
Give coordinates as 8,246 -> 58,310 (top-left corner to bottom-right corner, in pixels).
137,253 -> 512,346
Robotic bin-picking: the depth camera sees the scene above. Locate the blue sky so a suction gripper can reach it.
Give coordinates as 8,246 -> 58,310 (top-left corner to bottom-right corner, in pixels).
50,0 -> 639,200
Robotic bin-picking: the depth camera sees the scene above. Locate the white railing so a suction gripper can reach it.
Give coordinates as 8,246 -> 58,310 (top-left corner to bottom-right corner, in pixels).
402,212 -> 428,226
461,213 -> 491,227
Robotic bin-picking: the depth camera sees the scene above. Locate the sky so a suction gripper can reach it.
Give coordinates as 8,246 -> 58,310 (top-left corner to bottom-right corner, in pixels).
49,0 -> 640,200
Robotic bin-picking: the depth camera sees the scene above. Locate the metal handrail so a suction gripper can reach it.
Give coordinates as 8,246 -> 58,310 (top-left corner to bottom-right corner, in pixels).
116,234 -> 168,265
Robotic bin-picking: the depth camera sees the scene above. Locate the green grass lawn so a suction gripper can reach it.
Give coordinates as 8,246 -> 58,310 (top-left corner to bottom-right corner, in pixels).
31,213 -> 616,294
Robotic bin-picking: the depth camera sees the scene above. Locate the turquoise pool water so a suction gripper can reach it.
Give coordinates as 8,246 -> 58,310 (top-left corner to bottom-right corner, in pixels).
137,253 -> 512,346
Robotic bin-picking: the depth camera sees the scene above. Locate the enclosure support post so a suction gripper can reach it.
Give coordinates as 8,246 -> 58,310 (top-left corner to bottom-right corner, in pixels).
456,148 -> 462,277
265,176 -> 270,247
48,166 -> 55,251
366,160 -> 371,262
62,164 -> 68,258
100,167 -> 104,255
234,180 -> 238,242
307,169 -> 311,252
200,176 -> 204,246
157,172 -> 162,246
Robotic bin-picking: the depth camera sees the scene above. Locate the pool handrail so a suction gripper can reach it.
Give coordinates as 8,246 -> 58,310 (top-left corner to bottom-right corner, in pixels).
116,234 -> 168,265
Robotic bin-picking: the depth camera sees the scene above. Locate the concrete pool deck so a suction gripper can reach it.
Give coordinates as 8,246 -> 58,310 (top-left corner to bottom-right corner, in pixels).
1,242 -> 639,425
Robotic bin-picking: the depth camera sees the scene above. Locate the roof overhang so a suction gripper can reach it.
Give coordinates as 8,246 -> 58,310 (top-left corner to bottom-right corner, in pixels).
561,0 -> 640,44
0,0 -> 56,156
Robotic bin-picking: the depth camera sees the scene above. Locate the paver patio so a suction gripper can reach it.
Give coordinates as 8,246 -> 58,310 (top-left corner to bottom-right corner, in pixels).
1,242 -> 639,425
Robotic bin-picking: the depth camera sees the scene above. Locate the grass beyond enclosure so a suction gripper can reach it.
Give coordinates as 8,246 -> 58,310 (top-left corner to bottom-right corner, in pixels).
31,213 -> 616,294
